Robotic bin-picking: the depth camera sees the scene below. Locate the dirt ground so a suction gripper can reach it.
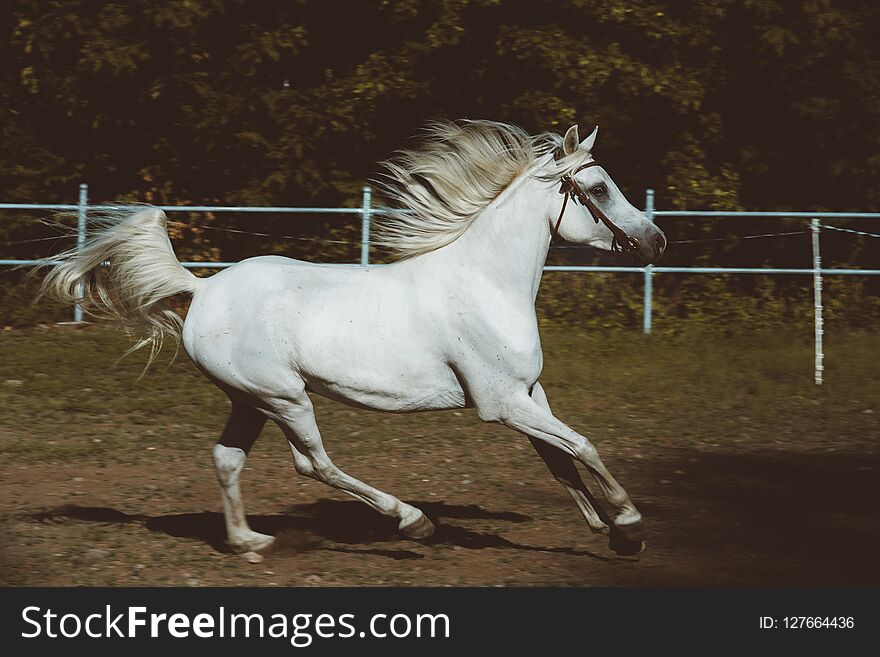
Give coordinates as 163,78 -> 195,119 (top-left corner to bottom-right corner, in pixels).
1,323 -> 878,586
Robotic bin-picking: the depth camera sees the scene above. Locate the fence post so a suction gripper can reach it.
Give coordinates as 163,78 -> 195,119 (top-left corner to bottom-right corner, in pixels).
811,217 -> 823,385
74,183 -> 88,322
361,186 -> 372,266
643,188 -> 655,334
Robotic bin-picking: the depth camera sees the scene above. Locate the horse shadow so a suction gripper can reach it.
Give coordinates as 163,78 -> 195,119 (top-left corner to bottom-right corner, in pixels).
27,499 -> 612,561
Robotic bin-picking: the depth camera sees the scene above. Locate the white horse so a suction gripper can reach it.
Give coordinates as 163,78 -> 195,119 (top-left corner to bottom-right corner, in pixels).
41,121 -> 666,556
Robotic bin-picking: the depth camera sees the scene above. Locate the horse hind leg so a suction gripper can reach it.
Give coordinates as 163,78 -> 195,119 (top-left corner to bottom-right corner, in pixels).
213,402 -> 275,553
268,387 -> 435,540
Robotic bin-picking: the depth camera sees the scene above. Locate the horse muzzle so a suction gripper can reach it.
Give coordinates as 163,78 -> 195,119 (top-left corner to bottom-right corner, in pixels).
636,228 -> 666,264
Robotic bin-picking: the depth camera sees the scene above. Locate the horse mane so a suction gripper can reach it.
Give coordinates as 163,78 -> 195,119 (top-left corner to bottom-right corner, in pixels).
373,120 -> 593,259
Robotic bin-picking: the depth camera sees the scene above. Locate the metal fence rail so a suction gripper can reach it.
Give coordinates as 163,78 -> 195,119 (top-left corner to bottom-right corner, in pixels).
3,184 -> 880,384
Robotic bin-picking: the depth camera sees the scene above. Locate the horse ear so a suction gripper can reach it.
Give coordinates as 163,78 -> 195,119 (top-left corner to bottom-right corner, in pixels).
562,125 -> 579,156
580,125 -> 599,152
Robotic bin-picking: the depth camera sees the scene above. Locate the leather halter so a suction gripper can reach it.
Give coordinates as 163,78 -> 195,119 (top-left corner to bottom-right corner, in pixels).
551,157 -> 641,254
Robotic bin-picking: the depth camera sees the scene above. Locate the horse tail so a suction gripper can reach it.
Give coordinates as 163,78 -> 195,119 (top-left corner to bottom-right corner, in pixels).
37,206 -> 201,366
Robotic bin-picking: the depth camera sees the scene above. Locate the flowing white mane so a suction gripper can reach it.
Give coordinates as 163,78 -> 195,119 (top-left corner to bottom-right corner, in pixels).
374,120 -> 593,259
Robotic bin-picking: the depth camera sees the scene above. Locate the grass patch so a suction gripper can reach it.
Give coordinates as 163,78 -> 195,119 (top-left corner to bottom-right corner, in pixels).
1,321 -> 877,464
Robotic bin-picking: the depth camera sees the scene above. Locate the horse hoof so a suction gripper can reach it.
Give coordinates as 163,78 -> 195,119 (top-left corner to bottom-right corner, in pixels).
609,518 -> 645,556
611,537 -> 646,556
228,532 -> 275,554
609,529 -> 646,556
614,518 -> 645,543
400,513 -> 435,539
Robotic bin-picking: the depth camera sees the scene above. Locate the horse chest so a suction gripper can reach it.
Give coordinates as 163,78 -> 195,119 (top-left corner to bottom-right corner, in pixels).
446,307 -> 544,386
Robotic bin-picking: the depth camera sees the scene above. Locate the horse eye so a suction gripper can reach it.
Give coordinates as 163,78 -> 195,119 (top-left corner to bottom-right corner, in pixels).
591,184 -> 606,197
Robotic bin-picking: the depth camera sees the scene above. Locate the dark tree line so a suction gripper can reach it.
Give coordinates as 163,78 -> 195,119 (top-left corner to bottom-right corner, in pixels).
1,0 -> 878,326
4,1 -> 879,207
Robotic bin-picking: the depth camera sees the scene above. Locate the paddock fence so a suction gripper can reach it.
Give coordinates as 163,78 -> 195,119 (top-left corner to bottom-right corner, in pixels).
2,183 -> 880,385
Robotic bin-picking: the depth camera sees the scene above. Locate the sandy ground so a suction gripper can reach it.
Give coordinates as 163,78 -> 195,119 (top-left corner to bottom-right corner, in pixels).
1,324 -> 878,586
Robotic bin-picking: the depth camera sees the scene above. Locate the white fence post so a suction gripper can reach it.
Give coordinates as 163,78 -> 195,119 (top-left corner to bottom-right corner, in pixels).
361,186 -> 371,266
74,183 -> 88,322
811,217 -> 823,385
643,188 -> 655,334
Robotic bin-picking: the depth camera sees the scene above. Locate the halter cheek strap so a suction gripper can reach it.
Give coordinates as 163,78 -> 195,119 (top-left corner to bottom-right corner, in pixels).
551,158 -> 641,255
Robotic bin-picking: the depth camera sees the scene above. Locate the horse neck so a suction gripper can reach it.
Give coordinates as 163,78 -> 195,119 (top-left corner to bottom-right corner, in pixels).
435,173 -> 553,301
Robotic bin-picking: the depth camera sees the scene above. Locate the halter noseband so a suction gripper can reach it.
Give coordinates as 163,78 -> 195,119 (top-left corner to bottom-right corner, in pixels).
551,156 -> 641,255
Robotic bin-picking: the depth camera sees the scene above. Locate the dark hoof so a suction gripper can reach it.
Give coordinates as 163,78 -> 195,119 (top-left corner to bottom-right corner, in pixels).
615,519 -> 645,543
400,513 -> 435,539
609,533 -> 646,556
609,521 -> 646,556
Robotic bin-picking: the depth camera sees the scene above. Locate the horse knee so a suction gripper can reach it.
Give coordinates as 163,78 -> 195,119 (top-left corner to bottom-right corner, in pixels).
575,441 -> 599,464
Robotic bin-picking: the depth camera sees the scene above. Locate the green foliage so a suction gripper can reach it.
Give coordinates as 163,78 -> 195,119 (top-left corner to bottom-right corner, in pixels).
536,272 -> 880,336
1,1 -> 878,329
4,0 -> 879,208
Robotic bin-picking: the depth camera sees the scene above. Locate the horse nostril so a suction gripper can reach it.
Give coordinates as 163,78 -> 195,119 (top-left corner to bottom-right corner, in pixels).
654,233 -> 667,259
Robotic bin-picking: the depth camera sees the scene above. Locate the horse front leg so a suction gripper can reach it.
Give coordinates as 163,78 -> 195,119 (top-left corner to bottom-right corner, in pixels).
493,389 -> 645,555
526,383 -> 611,536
